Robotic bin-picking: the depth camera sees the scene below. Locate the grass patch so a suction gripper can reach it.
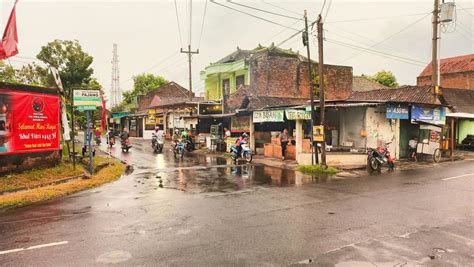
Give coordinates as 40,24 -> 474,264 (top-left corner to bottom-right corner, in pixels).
0,156 -> 125,210
297,165 -> 340,174
0,162 -> 84,193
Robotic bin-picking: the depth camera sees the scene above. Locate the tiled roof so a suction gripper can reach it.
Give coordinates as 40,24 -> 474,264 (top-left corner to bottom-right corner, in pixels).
215,48 -> 252,64
441,88 -> 474,114
352,76 -> 390,92
138,82 -> 193,110
348,85 -> 438,105
419,54 -> 474,77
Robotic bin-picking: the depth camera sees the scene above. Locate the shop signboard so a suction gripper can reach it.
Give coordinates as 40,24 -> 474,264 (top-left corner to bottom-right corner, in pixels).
386,104 -> 409,119
0,90 -> 60,154
253,110 -> 284,123
411,105 -> 446,125
313,125 -> 324,142
231,116 -> 250,132
285,109 -> 311,120
305,106 -> 317,112
73,90 -> 101,107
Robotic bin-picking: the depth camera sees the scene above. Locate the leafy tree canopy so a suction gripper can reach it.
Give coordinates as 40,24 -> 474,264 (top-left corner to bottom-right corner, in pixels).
370,70 -> 399,88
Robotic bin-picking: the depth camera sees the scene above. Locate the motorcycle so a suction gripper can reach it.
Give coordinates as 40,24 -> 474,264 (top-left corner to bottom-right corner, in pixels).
367,142 -> 394,172
184,137 -> 195,152
230,141 -> 253,163
173,141 -> 185,159
108,136 -> 115,148
121,138 -> 132,152
152,134 -> 164,153
95,135 -> 101,146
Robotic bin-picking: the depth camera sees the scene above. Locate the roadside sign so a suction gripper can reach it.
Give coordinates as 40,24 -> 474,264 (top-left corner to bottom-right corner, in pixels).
313,125 -> 324,142
76,105 -> 97,111
73,90 -> 101,107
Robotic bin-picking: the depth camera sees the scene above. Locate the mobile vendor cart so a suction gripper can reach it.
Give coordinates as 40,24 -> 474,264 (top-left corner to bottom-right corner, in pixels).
416,124 -> 442,163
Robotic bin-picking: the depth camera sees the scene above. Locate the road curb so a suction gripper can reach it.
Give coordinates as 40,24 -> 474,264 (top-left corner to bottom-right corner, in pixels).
0,174 -> 86,196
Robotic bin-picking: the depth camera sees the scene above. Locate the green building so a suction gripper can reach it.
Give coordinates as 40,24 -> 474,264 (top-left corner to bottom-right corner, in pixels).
200,47 -> 251,100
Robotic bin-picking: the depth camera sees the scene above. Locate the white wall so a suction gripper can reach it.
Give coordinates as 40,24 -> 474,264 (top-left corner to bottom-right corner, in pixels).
365,106 -> 400,159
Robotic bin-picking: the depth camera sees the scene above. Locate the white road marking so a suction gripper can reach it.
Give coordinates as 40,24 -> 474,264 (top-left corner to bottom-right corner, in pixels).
0,241 -> 68,255
442,173 -> 474,181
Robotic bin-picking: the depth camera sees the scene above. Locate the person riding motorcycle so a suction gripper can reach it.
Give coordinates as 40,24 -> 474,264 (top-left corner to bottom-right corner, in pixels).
153,126 -> 164,140
172,129 -> 181,150
234,133 -> 249,154
108,128 -> 116,146
120,128 -> 130,142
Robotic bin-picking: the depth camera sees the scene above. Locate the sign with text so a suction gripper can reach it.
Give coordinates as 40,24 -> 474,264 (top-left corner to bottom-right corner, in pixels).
286,109 -> 311,120
0,90 -> 60,154
313,125 -> 324,142
253,110 -> 284,123
411,105 -> 446,125
73,90 -> 101,107
386,104 -> 409,119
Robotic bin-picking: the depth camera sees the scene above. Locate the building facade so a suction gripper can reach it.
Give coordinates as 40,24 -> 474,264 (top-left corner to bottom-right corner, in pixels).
417,54 -> 474,90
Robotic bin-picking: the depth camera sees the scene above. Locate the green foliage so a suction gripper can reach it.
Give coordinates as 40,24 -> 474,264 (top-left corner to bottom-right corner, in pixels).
36,39 -> 95,98
0,61 -> 17,83
114,73 -> 168,112
370,70 -> 399,88
297,165 -> 340,174
312,69 -> 328,98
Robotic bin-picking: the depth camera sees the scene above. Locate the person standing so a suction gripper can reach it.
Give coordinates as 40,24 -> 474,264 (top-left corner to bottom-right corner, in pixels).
280,128 -> 291,160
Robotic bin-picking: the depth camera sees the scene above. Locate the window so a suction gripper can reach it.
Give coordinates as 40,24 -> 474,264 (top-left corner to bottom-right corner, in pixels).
222,78 -> 230,95
236,75 -> 245,88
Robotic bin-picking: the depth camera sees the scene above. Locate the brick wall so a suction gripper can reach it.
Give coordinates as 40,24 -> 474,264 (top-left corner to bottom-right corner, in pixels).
417,72 -> 474,90
249,53 -> 353,100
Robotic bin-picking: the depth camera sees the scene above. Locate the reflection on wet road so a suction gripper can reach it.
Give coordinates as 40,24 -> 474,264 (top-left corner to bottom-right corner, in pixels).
100,138 -> 335,194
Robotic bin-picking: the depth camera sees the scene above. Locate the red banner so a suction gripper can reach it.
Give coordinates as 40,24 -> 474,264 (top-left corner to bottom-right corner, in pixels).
0,90 -> 60,155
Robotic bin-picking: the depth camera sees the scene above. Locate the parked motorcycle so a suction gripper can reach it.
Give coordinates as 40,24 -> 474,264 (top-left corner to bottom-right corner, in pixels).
173,141 -> 185,159
367,142 -> 394,172
184,137 -> 195,152
108,136 -> 115,148
152,134 -> 164,153
121,138 -> 132,152
230,141 -> 253,163
95,136 -> 101,146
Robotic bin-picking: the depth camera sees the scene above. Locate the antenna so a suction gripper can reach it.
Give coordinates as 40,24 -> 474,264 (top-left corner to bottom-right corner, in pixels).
110,44 -> 121,107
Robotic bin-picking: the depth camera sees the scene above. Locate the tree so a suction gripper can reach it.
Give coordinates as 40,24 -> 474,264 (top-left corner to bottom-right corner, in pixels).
370,70 -> 399,88
115,73 -> 168,112
0,61 -> 17,83
36,39 -> 94,98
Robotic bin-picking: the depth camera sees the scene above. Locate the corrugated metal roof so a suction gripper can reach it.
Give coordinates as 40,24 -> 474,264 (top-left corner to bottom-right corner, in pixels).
348,85 -> 439,105
441,88 -> 474,114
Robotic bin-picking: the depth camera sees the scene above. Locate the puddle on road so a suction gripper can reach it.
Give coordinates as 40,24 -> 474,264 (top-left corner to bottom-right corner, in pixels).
132,164 -> 338,194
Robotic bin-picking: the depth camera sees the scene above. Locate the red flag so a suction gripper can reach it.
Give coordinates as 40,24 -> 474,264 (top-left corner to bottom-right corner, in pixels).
101,94 -> 107,132
0,1 -> 19,60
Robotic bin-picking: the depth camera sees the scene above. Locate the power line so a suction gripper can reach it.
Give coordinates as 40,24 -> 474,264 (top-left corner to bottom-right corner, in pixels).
326,38 -> 428,67
174,0 -> 184,48
228,0 -> 303,21
456,3 -> 474,18
335,13 -> 430,64
209,0 -> 300,32
319,0 -> 327,16
263,19 -> 302,45
325,11 -> 431,24
261,0 -> 301,16
197,0 -> 208,49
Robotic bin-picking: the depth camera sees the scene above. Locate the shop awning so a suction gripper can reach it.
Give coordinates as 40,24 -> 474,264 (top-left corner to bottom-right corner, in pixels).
446,112 -> 474,119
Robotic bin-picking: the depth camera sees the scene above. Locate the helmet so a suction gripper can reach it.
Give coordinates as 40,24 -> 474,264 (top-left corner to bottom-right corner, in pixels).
241,133 -> 248,138
175,129 -> 180,134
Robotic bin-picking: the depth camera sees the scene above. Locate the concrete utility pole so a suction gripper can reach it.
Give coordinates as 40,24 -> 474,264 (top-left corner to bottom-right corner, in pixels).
431,0 -> 440,102
181,45 -> 199,100
317,14 -> 327,168
303,10 -> 317,165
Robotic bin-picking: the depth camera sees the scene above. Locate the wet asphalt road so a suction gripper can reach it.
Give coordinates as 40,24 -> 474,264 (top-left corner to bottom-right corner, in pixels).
0,138 -> 473,266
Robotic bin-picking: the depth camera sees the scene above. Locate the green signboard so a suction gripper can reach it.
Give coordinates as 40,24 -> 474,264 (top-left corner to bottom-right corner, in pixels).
305,106 -> 318,112
76,105 -> 97,111
285,109 -> 311,120
253,110 -> 284,123
73,90 -> 101,107
111,111 -> 130,118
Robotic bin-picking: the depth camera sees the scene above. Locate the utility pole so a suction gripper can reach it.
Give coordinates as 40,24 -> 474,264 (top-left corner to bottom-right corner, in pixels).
431,0 -> 440,103
110,44 -> 121,107
317,14 -> 327,168
303,10 -> 317,165
181,45 -> 199,100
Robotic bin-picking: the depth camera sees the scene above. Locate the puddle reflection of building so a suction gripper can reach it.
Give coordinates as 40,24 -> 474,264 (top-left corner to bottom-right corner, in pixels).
263,166 -> 295,187
178,169 -> 186,191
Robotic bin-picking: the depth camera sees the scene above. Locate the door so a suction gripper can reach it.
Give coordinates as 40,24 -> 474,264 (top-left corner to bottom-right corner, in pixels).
399,120 -> 419,158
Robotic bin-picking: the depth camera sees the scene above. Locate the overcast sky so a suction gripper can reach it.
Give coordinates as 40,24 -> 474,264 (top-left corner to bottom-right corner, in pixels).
3,0 -> 473,105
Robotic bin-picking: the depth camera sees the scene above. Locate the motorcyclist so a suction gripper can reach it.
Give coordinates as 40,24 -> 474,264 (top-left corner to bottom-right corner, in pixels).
172,129 -> 181,150
120,128 -> 130,143
235,133 -> 249,154
153,125 -> 164,139
108,128 -> 116,145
